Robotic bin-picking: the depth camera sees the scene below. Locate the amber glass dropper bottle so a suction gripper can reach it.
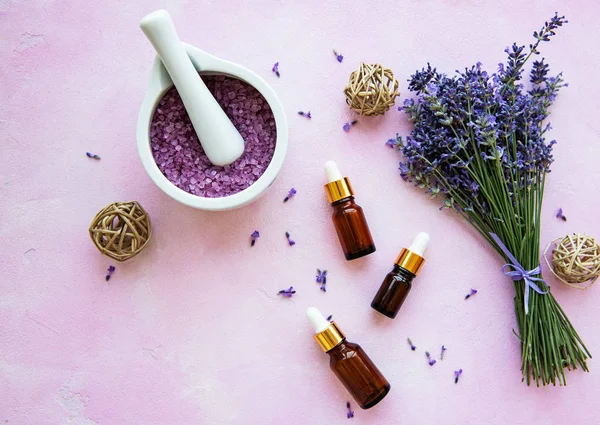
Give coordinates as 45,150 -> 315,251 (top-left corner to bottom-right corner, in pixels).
371,232 -> 430,319
306,307 -> 390,409
323,160 -> 376,260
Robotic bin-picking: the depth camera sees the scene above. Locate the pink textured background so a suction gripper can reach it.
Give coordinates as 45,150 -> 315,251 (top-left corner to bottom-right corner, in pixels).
1,1 -> 599,424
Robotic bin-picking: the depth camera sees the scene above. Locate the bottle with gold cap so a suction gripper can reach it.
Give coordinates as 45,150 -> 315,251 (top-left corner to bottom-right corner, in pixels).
306,307 -> 390,409
323,160 -> 376,260
371,232 -> 430,319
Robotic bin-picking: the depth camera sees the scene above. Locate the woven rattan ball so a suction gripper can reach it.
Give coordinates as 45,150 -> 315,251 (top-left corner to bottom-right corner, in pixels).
89,201 -> 152,262
343,62 -> 399,116
544,233 -> 600,290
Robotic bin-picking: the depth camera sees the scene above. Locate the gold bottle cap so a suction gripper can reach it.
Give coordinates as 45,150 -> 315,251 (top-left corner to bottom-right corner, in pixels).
395,248 -> 426,276
314,322 -> 345,352
324,177 -> 354,204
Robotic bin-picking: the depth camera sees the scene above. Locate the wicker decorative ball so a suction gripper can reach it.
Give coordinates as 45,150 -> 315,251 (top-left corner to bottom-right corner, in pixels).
544,233 -> 600,290
343,62 -> 400,116
89,201 -> 152,262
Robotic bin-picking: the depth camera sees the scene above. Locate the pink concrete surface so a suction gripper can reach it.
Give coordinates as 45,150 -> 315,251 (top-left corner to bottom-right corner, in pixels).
1,1 -> 600,424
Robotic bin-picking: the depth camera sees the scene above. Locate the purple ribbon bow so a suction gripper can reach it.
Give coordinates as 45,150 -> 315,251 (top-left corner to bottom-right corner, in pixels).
490,233 -> 548,315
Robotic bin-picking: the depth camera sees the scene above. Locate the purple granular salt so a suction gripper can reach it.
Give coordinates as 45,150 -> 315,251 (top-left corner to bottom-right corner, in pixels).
150,75 -> 276,198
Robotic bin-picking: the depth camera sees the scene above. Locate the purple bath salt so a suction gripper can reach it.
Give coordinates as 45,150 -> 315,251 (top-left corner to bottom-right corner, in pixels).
150,75 -> 277,198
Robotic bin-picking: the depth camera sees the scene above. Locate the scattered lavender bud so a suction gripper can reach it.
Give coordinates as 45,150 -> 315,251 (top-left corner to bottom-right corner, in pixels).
277,286 -> 296,298
346,401 -> 354,419
333,49 -> 344,63
105,265 -> 116,281
425,351 -> 437,366
407,338 -> 416,351
250,230 -> 260,247
272,61 -> 280,77
283,188 -> 297,203
464,288 -> 478,300
326,314 -> 333,321
285,231 -> 296,246
343,120 -> 358,132
316,269 -> 328,292
86,152 -> 101,160
386,138 -> 396,148
454,369 -> 463,384
441,345 -> 447,360
298,111 -> 312,119
556,208 -> 567,221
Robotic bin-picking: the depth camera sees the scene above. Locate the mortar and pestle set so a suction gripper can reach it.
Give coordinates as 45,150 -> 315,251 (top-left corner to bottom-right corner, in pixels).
137,9 -> 288,211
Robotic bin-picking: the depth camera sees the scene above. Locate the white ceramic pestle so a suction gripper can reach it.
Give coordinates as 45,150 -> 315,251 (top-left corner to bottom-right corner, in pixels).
139,9 -> 245,166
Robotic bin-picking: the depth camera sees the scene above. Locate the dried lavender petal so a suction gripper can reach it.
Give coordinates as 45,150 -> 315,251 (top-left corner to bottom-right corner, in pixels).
346,401 -> 354,418
407,338 -> 416,351
278,286 -> 296,298
333,49 -> 344,63
105,265 -> 116,282
556,208 -> 567,221
250,230 -> 260,247
150,75 -> 277,198
286,231 -> 296,246
465,288 -> 478,300
272,62 -> 280,77
454,369 -> 463,383
425,351 -> 437,366
283,188 -> 297,202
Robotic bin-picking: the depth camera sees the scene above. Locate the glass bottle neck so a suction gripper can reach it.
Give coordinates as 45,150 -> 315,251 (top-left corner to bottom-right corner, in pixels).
392,264 -> 416,280
331,196 -> 355,207
326,338 -> 348,353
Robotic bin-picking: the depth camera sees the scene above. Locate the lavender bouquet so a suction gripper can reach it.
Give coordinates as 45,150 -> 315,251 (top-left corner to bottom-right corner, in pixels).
392,13 -> 590,386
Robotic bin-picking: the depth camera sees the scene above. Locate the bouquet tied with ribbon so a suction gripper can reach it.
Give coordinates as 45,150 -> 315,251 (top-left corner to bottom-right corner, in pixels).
392,13 -> 590,386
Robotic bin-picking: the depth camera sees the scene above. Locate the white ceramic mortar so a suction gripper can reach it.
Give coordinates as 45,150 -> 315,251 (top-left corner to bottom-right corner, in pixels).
136,44 -> 288,211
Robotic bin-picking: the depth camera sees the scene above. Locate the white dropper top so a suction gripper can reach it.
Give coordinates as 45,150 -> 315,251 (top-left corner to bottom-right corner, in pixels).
408,232 -> 430,257
140,10 -> 245,166
306,307 -> 331,333
324,160 -> 343,182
